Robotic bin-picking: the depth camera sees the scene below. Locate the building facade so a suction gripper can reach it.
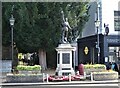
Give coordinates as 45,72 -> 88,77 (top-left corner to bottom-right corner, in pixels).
78,34 -> 120,64
82,0 -> 120,36
78,0 -> 120,65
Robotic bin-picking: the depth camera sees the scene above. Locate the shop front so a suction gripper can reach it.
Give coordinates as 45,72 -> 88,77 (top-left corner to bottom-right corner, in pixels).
77,34 -> 120,65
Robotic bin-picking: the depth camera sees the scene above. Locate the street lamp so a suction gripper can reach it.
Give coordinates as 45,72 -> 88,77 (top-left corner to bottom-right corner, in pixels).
95,3 -> 100,64
95,20 -> 100,64
9,14 -> 15,71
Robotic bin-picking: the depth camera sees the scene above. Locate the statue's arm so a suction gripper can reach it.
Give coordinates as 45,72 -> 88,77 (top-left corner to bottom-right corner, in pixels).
61,10 -> 65,22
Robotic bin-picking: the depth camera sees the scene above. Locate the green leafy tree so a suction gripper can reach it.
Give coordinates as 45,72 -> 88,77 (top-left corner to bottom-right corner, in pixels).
2,2 -> 90,70
60,2 -> 90,41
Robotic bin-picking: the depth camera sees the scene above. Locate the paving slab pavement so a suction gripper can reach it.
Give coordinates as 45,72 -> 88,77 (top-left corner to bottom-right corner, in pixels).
1,69 -> 120,86
0,79 -> 119,86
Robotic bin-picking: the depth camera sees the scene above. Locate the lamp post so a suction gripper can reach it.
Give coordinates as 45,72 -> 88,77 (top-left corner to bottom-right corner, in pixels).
9,14 -> 15,71
95,3 -> 100,64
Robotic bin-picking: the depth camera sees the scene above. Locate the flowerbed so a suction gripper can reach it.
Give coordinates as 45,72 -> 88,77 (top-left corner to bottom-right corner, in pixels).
5,65 -> 42,83
47,75 -> 86,81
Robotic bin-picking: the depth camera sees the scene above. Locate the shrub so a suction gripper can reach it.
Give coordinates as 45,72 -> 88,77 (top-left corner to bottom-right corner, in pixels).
16,65 -> 41,71
84,64 -> 106,70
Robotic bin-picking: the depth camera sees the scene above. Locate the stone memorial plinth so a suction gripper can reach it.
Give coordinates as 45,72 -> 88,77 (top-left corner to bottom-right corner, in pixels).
55,44 -> 76,76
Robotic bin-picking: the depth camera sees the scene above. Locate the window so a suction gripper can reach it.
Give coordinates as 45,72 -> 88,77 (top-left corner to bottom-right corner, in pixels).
114,11 -> 120,31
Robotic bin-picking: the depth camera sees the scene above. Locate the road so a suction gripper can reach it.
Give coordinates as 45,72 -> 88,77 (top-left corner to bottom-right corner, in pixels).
1,83 -> 119,88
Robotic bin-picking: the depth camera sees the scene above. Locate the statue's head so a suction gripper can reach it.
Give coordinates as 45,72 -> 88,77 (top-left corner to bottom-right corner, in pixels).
61,10 -> 64,14
65,18 -> 68,21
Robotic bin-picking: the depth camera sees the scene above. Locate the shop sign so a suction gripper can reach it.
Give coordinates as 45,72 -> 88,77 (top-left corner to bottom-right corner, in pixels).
84,46 -> 89,55
107,39 -> 120,43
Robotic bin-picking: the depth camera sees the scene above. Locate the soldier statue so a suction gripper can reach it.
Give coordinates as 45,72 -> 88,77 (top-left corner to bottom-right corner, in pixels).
61,10 -> 72,43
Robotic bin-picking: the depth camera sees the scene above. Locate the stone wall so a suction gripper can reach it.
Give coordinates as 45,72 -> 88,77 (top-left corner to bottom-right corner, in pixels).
93,71 -> 118,81
6,74 -> 43,83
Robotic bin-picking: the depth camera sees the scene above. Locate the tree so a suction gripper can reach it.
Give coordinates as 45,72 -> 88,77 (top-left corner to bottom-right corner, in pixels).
60,2 -> 90,41
2,2 -> 90,70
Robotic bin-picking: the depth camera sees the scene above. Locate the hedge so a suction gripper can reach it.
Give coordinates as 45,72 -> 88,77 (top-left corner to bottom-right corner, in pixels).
84,64 -> 106,69
16,65 -> 41,71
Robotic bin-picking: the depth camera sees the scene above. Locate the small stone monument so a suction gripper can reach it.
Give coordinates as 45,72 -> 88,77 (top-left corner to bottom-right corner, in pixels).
55,11 -> 75,76
55,44 -> 76,76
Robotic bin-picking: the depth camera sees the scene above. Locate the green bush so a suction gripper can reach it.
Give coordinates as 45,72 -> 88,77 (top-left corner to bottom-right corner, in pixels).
84,64 -> 106,69
16,65 -> 41,71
